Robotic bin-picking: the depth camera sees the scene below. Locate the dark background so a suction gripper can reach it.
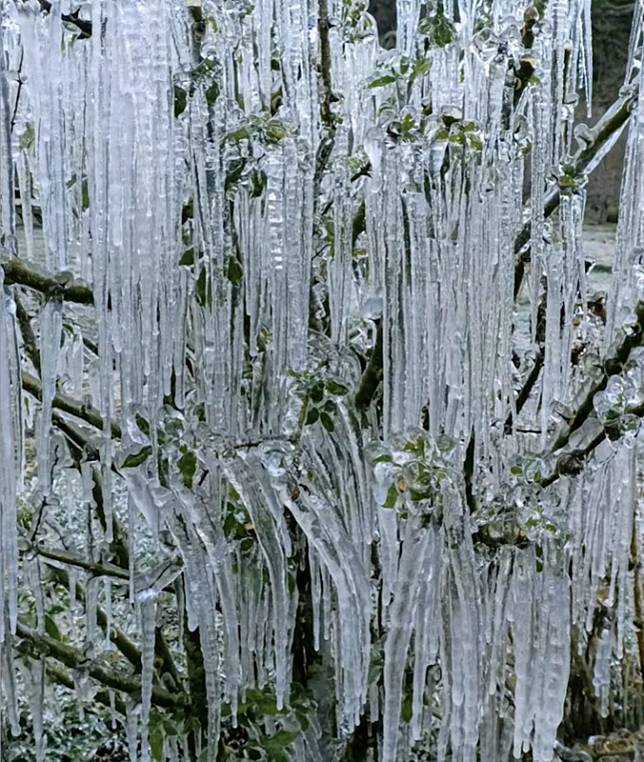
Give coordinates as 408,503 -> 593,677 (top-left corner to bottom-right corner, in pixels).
367,0 -> 635,221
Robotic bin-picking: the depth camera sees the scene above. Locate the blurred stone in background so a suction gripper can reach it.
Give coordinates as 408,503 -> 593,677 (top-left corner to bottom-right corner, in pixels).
367,0 -> 635,222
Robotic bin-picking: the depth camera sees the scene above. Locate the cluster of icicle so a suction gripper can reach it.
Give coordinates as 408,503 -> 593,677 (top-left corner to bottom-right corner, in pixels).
0,0 -> 643,760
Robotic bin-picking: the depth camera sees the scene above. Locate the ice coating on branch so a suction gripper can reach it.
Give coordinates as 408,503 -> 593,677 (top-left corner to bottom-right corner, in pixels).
1,0 -> 643,760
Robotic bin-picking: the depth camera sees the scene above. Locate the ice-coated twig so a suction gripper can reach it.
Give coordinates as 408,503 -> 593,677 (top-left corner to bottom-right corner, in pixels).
22,371 -> 121,439
45,661 -> 128,715
1,257 -> 94,305
514,90 -> 636,299
36,545 -> 130,581
16,622 -> 187,709
354,320 -> 383,410
549,300 -> 644,454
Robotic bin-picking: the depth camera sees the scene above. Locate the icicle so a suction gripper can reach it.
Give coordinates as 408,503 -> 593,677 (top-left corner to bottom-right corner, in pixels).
1,636 -> 21,738
25,658 -> 46,762
381,517 -> 434,761
139,598 -> 157,762
0,23 -> 16,257
0,282 -> 18,638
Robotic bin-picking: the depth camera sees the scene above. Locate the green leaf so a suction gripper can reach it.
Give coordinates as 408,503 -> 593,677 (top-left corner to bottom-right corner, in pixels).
225,158 -> 246,192
322,399 -> 337,414
401,693 -> 413,723
226,256 -> 243,285
372,454 -> 393,464
305,407 -> 319,426
368,74 -> 397,89
182,201 -> 194,224
467,134 -> 483,151
179,248 -> 195,266
81,178 -> 90,210
400,113 -> 415,134
196,268 -> 212,308
383,483 -> 398,509
433,17 -> 454,47
250,170 -> 267,198
227,126 -> 251,143
411,57 -> 432,80
309,383 -> 324,404
178,449 -> 197,489
295,707 -> 310,731
44,614 -> 61,641
135,414 -> 151,437
510,466 -> 523,476
19,125 -> 35,151
264,121 -> 288,143
174,86 -> 187,117
320,411 -> 335,432
325,379 -> 349,396
150,725 -> 164,762
205,82 -> 219,107
403,436 -> 425,457
122,446 -> 152,469
262,730 -> 299,758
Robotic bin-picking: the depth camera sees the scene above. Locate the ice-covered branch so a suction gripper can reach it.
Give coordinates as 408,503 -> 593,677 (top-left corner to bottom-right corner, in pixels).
15,621 -> 187,710
354,320 -> 383,410
45,555 -> 181,687
504,350 -> 544,434
45,661 -> 128,716
46,564 -> 143,672
22,371 -> 121,439
540,396 -> 644,488
36,545 -> 130,581
14,293 -> 41,372
550,300 -> 644,454
1,257 -> 94,304
317,0 -> 334,131
514,90 -> 636,298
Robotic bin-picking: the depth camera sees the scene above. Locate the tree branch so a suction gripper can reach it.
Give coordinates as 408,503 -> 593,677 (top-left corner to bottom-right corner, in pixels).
550,300 -> 644,454
317,0 -> 334,132
15,621 -> 186,710
37,545 -> 130,581
22,371 -> 121,439
354,320 -> 383,410
44,565 -> 142,673
513,90 -> 636,299
45,661 -> 128,716
2,257 -> 94,305
15,292 -> 41,373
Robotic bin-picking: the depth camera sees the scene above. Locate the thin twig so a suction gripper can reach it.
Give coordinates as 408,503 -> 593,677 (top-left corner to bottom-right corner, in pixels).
10,48 -> 24,133
16,621 -> 186,709
37,545 -> 130,581
550,301 -> 644,454
45,661 -> 128,715
514,91 -> 635,299
22,371 -> 121,439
